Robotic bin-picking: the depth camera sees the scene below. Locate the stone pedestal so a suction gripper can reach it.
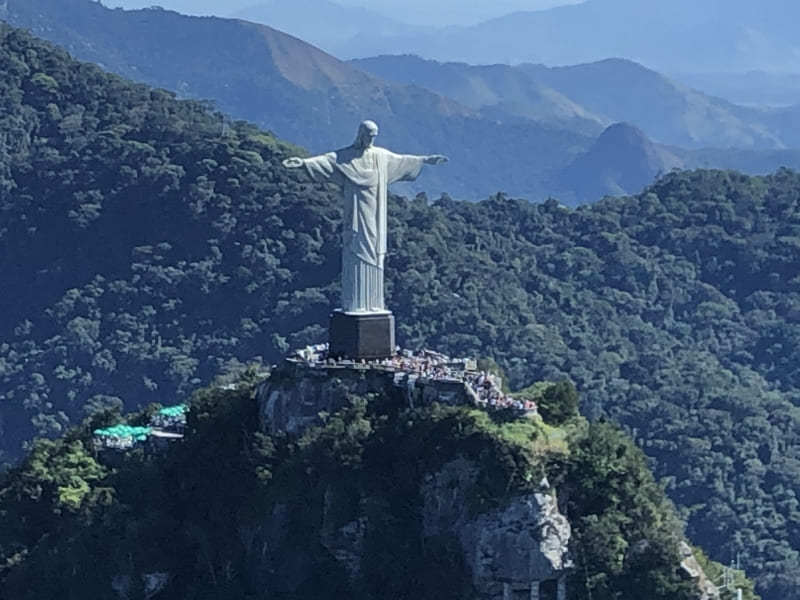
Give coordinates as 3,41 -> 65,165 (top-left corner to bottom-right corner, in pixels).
329,310 -> 395,360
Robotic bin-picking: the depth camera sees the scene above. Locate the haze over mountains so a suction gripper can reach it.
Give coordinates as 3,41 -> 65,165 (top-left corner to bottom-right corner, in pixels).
370,0 -> 800,72
110,0 -> 579,27
4,0 -> 800,204
109,0 -> 800,108
229,0 -> 800,111
106,0 -> 800,110
227,0 -> 800,75
231,0 -> 430,57
2,0 -> 600,201
353,55 -> 797,149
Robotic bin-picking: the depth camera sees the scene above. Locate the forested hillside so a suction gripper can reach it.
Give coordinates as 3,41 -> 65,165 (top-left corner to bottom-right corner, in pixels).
0,23 -> 799,600
0,22 -> 339,454
1,380 -> 743,599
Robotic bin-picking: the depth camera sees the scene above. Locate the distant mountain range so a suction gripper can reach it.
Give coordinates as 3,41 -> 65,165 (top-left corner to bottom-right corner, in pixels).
231,0 -> 430,57
1,0 -> 597,201
352,55 -> 605,137
518,61 -> 790,148
1,0 -> 470,153
353,55 -> 797,150
349,54 -> 800,200
230,0 -> 800,108
676,71 -> 800,107
3,0 -> 800,203
236,0 -> 800,76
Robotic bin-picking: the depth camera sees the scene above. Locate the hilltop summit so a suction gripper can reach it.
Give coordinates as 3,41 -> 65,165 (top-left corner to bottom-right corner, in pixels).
559,122 -> 682,199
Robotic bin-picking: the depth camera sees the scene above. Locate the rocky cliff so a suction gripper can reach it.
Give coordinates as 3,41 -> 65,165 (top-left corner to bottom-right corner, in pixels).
245,455 -> 571,599
257,358 -> 475,436
253,361 -> 719,600
0,367 -> 728,599
422,457 -> 571,599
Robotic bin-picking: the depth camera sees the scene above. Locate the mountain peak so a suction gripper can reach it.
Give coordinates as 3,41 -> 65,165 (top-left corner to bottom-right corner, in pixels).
594,121 -> 653,153
559,122 -> 682,200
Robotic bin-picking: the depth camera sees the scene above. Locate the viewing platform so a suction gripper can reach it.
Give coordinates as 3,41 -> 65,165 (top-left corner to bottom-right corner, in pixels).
258,344 -> 538,436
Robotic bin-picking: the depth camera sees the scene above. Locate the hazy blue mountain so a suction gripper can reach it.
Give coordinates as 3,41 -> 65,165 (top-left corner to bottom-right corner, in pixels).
107,0 -> 581,28
519,59 -> 787,149
355,54 -> 790,149
106,0 -> 260,15
4,0 -> 800,204
333,0 -> 800,74
352,55 -> 605,135
0,0 -> 597,201
559,122 -> 683,202
231,0 -> 429,56
760,104 -> 800,147
676,71 -> 800,107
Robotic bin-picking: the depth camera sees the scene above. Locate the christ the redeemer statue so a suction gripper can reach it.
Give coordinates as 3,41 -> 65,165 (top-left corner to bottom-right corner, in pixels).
282,119 -> 447,359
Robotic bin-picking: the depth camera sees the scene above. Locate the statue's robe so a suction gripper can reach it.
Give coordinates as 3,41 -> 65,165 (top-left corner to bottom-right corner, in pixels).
301,146 -> 426,312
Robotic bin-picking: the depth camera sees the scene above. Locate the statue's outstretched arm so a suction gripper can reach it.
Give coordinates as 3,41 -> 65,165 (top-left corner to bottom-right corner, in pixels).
424,155 -> 448,165
283,153 -> 337,182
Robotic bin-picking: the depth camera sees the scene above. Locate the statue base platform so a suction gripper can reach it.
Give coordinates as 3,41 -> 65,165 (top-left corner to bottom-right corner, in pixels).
329,310 -> 395,360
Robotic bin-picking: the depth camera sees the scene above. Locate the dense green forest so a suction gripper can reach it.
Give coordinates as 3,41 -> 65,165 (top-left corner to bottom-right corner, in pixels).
0,377 -> 753,599
0,23 -> 799,599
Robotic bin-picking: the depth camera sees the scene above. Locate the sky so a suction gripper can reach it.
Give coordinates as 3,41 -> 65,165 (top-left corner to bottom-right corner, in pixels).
104,0 -> 582,27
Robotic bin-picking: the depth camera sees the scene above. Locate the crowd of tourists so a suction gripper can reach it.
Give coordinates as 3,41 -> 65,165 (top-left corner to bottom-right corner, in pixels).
291,344 -> 537,415
465,371 -> 538,413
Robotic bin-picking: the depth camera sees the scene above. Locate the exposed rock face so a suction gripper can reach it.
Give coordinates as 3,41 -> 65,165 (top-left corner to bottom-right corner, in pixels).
245,503 -> 310,594
679,542 -> 721,600
320,488 -> 367,578
253,367 -> 718,600
241,454 -> 572,599
421,457 -> 571,599
258,361 -> 394,435
257,360 -> 472,436
111,572 -> 170,600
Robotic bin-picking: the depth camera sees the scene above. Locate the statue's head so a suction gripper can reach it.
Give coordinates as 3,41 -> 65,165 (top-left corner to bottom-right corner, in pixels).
354,119 -> 379,149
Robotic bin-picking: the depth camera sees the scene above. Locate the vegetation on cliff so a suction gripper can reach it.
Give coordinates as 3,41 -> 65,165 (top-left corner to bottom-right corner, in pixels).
0,377 -> 743,599
0,23 -> 797,599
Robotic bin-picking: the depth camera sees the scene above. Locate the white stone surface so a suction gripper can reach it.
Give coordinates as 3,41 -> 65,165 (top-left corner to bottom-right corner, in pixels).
421,457 -> 572,599
283,120 -> 446,312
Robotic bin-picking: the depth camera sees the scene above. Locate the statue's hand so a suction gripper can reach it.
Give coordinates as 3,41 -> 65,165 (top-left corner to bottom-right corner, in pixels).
282,157 -> 304,168
425,155 -> 448,165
